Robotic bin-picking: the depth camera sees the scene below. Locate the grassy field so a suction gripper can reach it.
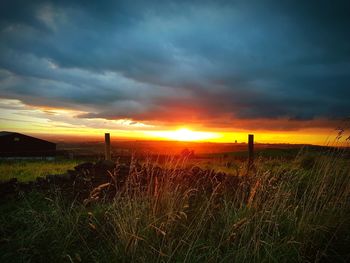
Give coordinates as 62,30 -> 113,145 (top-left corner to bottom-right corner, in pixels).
0,147 -> 306,182
0,148 -> 349,262
0,160 -> 79,182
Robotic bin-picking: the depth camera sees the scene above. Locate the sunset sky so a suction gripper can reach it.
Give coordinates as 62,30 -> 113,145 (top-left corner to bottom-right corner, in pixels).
0,1 -> 349,144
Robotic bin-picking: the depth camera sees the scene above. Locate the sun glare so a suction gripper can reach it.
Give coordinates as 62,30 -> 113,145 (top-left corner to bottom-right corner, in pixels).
148,128 -> 220,142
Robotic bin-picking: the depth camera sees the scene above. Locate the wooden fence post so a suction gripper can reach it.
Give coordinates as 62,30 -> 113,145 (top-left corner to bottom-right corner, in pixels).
248,134 -> 254,167
105,133 -> 111,161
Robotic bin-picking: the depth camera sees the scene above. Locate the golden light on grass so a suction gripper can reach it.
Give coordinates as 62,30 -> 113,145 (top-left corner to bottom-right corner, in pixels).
148,128 -> 221,142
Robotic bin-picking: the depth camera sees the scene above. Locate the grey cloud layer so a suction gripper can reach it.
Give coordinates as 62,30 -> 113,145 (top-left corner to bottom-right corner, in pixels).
0,0 -> 349,129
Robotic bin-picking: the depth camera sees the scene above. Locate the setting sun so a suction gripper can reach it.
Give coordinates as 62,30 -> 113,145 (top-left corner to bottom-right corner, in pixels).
147,128 -> 220,142
1,2 -> 350,261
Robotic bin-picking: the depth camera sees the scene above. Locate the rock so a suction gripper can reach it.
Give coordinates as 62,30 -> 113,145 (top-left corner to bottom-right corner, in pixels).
46,173 -> 71,184
36,177 -> 47,184
93,160 -> 116,182
67,169 -> 77,180
18,181 -> 33,193
74,162 -> 94,172
0,178 -> 18,198
94,160 -> 115,171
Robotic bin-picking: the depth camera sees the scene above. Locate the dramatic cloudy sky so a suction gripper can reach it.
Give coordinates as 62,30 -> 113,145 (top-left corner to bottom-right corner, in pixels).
0,0 -> 349,143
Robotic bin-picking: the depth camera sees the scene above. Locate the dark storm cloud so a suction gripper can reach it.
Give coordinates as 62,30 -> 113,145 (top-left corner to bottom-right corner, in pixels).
0,0 -> 349,129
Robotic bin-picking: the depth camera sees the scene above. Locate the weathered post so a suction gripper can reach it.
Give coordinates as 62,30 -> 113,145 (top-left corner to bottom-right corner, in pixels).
248,134 -> 254,168
105,133 -> 111,161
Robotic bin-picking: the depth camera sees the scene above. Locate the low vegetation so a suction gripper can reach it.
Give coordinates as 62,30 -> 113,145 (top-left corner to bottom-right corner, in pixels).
0,148 -> 349,262
0,160 -> 79,182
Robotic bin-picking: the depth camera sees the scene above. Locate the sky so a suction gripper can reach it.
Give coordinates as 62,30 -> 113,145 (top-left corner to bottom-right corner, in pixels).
0,0 -> 349,144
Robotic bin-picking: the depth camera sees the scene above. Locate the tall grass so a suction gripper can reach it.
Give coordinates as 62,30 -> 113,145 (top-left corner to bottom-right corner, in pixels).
0,149 -> 349,262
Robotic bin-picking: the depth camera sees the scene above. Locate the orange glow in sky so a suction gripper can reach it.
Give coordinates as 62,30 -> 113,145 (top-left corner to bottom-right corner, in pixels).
147,128 -> 221,141
0,98 -> 346,146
